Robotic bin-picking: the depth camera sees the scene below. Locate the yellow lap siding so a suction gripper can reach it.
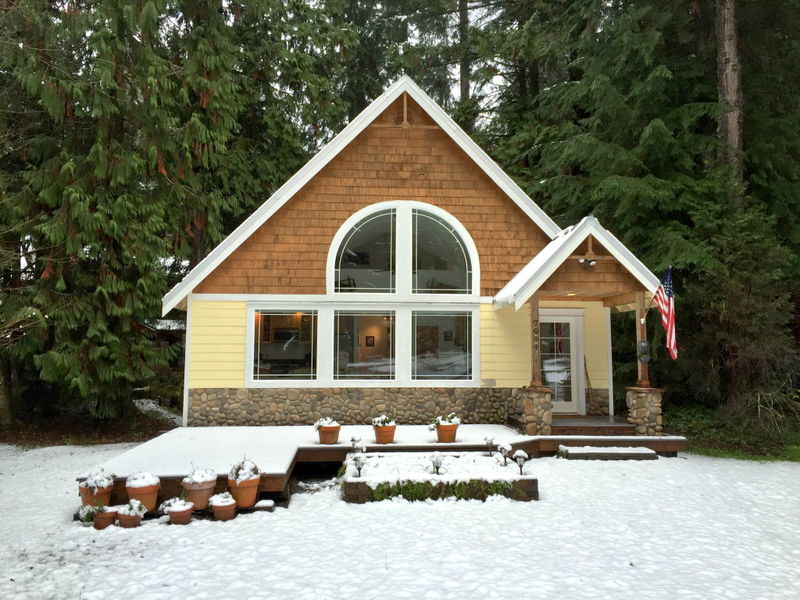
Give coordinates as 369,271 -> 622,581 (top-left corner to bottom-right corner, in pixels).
480,303 -> 531,387
188,300 -> 247,388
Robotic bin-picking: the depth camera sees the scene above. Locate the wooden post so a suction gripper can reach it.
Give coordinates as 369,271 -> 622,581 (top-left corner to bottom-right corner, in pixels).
635,291 -> 650,388
530,293 -> 542,387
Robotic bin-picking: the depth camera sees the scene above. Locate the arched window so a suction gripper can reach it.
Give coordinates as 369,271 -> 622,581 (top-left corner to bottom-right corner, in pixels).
330,202 -> 477,296
412,209 -> 472,294
334,209 -> 395,293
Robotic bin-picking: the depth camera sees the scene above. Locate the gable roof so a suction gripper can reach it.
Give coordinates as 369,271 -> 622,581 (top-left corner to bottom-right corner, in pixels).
162,76 -> 560,315
493,216 -> 660,310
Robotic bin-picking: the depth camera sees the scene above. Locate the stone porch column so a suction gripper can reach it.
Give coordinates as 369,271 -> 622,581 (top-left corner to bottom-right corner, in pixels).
625,387 -> 663,436
513,386 -> 553,435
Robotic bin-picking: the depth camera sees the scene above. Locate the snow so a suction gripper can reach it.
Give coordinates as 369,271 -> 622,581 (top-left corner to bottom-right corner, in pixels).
159,498 -> 193,513
209,492 -> 235,507
4,442 -> 799,599
343,452 -> 534,488
132,397 -> 182,427
559,445 -> 657,456
125,471 -> 160,488
86,425 -> 531,479
78,467 -> 114,491
182,467 -> 217,484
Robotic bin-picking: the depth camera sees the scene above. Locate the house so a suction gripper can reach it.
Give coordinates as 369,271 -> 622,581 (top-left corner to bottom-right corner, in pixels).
162,77 -> 664,437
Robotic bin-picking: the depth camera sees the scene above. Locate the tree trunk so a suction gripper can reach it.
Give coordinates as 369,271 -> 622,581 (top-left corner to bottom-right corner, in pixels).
715,0 -> 743,182
0,357 -> 12,427
458,0 -> 470,105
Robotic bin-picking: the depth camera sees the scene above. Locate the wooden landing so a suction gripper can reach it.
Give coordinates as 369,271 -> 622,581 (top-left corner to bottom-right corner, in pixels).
550,416 -> 637,436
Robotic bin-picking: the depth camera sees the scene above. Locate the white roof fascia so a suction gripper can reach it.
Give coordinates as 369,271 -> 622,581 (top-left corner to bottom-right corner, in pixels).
161,76 -> 559,316
494,216 -> 661,311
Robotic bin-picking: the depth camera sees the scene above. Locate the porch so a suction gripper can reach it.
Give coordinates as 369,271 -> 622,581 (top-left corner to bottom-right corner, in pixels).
83,425 -> 685,506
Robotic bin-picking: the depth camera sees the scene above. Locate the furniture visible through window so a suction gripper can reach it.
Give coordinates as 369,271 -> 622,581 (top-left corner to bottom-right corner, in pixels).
253,310 -> 317,380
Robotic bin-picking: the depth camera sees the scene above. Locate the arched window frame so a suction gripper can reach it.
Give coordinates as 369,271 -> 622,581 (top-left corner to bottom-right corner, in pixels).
326,201 -> 481,297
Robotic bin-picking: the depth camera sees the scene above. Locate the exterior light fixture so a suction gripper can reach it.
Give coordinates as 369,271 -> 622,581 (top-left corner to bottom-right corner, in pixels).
588,260 -> 597,267
577,258 -> 586,264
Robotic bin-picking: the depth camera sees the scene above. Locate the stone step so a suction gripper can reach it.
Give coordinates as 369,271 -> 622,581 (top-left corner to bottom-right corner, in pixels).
557,445 -> 658,460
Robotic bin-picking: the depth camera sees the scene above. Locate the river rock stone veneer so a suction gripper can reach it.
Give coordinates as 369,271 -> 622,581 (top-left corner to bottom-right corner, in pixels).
188,387 -> 514,426
625,387 -> 663,436
509,386 -> 553,436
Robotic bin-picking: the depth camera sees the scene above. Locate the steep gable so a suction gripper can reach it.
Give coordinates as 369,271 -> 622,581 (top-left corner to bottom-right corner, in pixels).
163,77 -> 559,313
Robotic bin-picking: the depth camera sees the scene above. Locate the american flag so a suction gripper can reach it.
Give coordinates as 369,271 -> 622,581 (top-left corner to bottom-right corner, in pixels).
654,267 -> 677,360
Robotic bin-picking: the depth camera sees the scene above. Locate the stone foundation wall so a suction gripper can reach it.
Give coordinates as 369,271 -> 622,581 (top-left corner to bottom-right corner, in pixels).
586,388 -> 610,416
625,387 -> 663,435
511,387 -> 553,435
188,387 -> 514,426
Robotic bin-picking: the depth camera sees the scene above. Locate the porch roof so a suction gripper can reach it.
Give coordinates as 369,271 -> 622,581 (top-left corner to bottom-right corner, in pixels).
493,216 -> 660,310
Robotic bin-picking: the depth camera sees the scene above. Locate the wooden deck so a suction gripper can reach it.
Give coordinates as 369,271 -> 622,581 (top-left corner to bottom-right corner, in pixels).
84,425 -> 685,506
550,415 -> 637,436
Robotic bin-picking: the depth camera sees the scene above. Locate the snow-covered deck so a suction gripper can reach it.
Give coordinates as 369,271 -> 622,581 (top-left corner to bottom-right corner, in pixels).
83,425 -> 685,501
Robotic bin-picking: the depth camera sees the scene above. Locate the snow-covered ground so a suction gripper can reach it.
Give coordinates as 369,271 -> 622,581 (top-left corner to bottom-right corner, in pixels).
1,443 -> 799,600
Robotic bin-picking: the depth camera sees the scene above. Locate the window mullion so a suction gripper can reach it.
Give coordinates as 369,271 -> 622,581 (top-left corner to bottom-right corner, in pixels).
396,307 -> 412,383
396,206 -> 412,295
317,307 -> 334,383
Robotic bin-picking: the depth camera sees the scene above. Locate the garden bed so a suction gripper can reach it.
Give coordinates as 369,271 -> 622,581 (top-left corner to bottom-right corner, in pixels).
341,452 -> 539,503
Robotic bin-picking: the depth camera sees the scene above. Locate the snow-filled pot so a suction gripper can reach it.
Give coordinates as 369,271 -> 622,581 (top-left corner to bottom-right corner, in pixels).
117,499 -> 146,528
182,467 -> 218,510
93,506 -> 117,530
227,459 -> 261,508
78,468 -> 114,507
315,417 -> 341,445
160,498 -> 194,525
372,415 -> 396,444
126,472 -> 161,513
209,492 -> 237,522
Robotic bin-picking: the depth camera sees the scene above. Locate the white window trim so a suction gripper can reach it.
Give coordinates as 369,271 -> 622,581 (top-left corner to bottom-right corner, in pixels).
325,201 -> 481,296
245,302 -> 480,388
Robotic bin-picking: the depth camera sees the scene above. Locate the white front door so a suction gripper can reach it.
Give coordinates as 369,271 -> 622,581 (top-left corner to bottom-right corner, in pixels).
540,314 -> 584,414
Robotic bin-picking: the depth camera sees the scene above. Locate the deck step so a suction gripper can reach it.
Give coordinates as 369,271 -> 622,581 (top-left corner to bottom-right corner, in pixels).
550,425 -> 636,436
557,445 -> 658,461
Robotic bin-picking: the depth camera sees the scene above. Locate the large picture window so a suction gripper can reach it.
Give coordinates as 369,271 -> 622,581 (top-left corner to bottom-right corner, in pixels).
253,310 -> 317,380
334,312 -> 395,379
412,312 -> 472,380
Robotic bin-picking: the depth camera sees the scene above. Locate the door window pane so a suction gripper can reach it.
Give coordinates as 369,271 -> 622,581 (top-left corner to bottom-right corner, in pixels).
335,210 -> 395,293
334,312 -> 395,379
412,312 -> 472,379
253,311 -> 316,379
541,320 -> 572,403
413,210 -> 471,294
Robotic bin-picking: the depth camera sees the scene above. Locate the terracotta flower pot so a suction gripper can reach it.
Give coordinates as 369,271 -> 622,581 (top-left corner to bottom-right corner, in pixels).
211,502 -> 237,522
318,425 -> 341,445
167,506 -> 193,525
117,513 -> 142,529
182,480 -> 217,510
436,424 -> 458,443
373,424 -> 396,444
79,484 -> 113,507
127,483 -> 160,513
93,509 -> 117,530
227,476 -> 260,508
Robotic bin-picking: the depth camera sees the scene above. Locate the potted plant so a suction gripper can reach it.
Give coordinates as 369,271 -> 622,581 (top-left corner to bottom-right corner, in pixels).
160,497 -> 194,525
92,505 -> 117,530
227,458 -> 261,508
117,499 -> 147,528
209,492 -> 237,522
78,505 -> 98,527
125,472 -> 161,513
182,466 -> 218,510
372,415 -> 396,444
78,468 -> 115,507
429,412 -> 461,443
314,417 -> 341,445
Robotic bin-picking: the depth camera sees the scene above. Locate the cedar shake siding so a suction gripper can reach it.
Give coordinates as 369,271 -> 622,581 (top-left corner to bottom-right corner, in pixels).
195,95 -> 551,297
